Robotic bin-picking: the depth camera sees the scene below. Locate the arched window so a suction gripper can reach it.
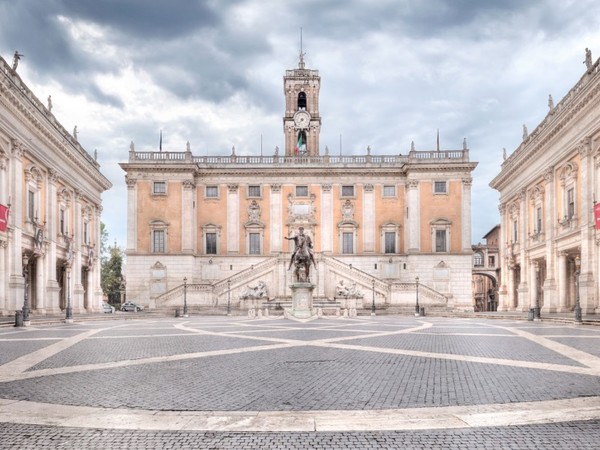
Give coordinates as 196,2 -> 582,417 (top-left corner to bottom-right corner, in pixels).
473,252 -> 484,267
297,92 -> 307,110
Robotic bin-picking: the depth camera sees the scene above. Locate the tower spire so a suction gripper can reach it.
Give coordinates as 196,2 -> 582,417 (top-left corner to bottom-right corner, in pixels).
298,27 -> 305,69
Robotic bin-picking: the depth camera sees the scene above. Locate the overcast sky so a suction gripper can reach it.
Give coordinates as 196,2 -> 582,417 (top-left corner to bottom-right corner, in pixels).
2,0 -> 600,251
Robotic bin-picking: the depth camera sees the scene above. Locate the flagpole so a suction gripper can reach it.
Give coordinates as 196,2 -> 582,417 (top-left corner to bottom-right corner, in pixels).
159,130 -> 162,152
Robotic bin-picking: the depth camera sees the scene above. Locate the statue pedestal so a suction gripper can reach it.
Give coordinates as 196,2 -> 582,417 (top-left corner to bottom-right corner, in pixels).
288,282 -> 315,319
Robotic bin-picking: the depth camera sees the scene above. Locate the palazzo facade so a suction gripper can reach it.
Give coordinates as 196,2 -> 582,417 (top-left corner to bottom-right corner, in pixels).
491,50 -> 600,314
0,56 -> 112,318
121,55 -> 477,312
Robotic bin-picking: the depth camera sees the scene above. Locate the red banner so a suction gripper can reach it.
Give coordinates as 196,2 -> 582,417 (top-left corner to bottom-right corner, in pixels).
595,203 -> 600,230
0,204 -> 8,232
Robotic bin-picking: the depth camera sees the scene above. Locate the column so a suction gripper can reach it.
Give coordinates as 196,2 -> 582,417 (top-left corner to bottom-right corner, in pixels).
92,205 -> 103,311
9,140 -> 25,306
558,252 -> 568,312
543,167 -> 557,311
407,180 -> 420,253
126,176 -> 137,252
0,148 -> 8,312
461,178 -> 473,252
517,189 -> 529,311
181,179 -> 195,253
497,204 -> 509,311
363,184 -> 375,253
0,241 -> 6,312
320,184 -> 333,253
270,184 -> 282,253
577,139 -> 595,312
73,190 -> 83,312
529,261 -> 538,310
45,169 -> 60,313
35,255 -> 44,312
227,184 -> 239,253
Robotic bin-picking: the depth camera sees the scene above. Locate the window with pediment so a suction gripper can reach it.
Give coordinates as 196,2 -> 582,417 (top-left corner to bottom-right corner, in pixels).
149,220 -> 169,253
202,223 -> 221,255
559,162 -> 578,225
430,218 -> 451,253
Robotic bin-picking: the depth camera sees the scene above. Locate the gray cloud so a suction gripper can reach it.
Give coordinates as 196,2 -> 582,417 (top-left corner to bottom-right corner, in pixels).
2,0 -> 600,246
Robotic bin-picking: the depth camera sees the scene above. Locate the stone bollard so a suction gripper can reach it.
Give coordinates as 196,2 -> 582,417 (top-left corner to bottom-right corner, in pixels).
14,310 -> 23,327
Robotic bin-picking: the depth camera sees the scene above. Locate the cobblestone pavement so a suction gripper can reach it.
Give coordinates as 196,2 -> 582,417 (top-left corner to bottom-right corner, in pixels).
1,316 -> 600,449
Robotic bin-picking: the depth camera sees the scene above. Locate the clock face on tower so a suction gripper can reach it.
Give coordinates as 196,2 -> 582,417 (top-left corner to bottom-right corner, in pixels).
293,110 -> 311,129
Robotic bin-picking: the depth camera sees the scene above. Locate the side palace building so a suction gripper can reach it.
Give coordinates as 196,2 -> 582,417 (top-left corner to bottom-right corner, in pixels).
0,55 -> 112,318
491,49 -> 600,315
120,54 -> 478,313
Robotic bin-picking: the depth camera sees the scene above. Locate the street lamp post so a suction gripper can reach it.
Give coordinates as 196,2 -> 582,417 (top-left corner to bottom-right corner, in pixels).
65,264 -> 73,323
22,254 -> 31,326
574,256 -> 582,323
371,278 -> 376,316
183,277 -> 188,317
415,276 -> 420,316
227,279 -> 232,316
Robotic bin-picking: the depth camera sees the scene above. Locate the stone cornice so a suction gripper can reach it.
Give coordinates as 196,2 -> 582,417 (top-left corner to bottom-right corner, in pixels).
0,57 -> 111,192
491,61 -> 600,191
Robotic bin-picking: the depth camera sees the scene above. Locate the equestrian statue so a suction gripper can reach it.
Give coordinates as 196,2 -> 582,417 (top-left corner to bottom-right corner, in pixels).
285,227 -> 317,282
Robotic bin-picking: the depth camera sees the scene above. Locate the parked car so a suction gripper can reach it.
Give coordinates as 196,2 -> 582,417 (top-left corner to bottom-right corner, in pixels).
102,302 -> 115,314
120,302 -> 144,312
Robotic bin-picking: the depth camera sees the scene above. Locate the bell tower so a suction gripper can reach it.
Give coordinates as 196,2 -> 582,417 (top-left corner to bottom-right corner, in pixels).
283,49 -> 321,156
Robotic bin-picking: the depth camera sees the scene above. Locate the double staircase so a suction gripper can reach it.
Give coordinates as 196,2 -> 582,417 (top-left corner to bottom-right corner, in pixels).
154,254 -> 452,316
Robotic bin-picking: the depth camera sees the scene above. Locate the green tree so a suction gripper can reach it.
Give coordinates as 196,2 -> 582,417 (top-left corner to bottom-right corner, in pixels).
100,222 -> 109,263
101,226 -> 123,304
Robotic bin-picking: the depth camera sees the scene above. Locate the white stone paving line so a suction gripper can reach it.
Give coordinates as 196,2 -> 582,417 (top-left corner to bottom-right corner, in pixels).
492,324 -> 600,371
1,318 -> 600,431
0,396 -> 599,432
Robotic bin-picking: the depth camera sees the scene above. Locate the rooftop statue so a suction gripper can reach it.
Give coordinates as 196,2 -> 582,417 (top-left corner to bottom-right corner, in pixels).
12,51 -> 23,71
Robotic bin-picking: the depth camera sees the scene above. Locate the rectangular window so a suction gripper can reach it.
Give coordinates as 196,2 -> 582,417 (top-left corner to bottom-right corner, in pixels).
342,232 -> 353,254
383,185 -> 395,197
434,181 -> 447,194
435,229 -> 446,252
83,222 -> 88,245
567,188 -> 575,219
153,230 -> 165,253
296,186 -> 309,197
536,207 -> 542,233
59,209 -> 66,235
249,233 -> 260,255
513,219 -> 518,242
205,186 -> 218,198
248,186 -> 261,197
153,181 -> 166,194
488,256 -> 495,267
206,233 -> 217,254
341,185 -> 354,197
28,190 -> 35,221
384,232 -> 396,253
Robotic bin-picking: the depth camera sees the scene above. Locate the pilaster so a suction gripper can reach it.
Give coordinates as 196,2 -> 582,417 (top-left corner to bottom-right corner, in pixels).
181,179 -> 195,253
270,184 -> 282,253
227,184 -> 239,254
126,176 -> 137,252
407,180 -> 420,253
363,183 -> 375,253
461,178 -> 473,252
